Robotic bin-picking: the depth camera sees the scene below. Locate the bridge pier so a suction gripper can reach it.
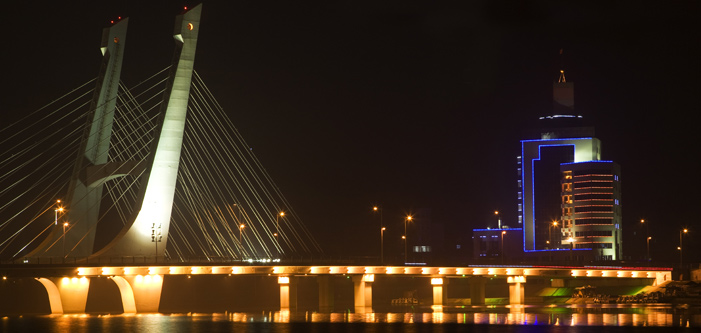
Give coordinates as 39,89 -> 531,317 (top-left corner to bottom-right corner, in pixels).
470,276 -> 486,305
35,277 -> 90,314
431,277 -> 447,305
352,274 -> 373,310
109,274 -> 163,313
507,276 -> 526,305
317,275 -> 334,311
278,276 -> 297,309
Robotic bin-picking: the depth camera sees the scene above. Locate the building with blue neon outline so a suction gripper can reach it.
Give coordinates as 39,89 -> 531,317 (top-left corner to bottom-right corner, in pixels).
515,70 -> 623,261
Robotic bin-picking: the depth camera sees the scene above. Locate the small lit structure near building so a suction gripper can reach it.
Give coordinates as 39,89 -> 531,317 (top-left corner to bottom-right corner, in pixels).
472,228 -> 523,263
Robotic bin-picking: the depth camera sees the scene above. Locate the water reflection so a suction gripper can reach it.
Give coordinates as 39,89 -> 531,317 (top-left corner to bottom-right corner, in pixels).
216,304 -> 696,326
2,304 -> 699,328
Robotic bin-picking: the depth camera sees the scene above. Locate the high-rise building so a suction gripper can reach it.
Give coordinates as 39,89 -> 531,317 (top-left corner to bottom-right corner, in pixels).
560,161 -> 622,260
517,70 -> 622,260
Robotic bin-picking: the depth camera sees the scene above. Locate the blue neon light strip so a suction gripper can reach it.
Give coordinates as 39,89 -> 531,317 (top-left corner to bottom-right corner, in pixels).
525,142 -> 575,252
521,137 -> 594,143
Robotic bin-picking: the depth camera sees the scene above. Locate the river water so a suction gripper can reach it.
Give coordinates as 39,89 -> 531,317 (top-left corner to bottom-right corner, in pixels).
2,304 -> 699,332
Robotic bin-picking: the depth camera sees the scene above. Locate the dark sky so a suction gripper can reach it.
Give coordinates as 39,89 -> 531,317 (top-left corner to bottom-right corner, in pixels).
4,1 -> 700,263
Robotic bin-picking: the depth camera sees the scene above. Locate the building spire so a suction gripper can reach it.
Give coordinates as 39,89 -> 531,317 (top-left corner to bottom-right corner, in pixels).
558,49 -> 566,82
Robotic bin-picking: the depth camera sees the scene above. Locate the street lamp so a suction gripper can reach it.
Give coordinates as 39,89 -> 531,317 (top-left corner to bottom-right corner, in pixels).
647,237 -> 652,261
680,228 -> 688,267
567,237 -> 575,261
373,206 -> 384,262
54,200 -> 64,226
501,231 -> 506,264
550,221 -> 558,249
381,227 -> 386,265
404,215 -> 412,264
239,223 -> 245,246
401,235 -> 406,264
62,222 -> 68,259
641,219 -> 649,259
276,211 -> 285,242
494,211 -> 501,229
373,206 -> 383,229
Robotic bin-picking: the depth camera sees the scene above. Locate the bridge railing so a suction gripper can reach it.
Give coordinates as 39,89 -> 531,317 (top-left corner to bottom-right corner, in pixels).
0,255 -> 376,266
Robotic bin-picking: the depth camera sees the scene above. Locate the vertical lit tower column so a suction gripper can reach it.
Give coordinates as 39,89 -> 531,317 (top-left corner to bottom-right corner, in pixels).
27,18 -> 129,258
93,5 -> 202,259
520,137 -> 601,251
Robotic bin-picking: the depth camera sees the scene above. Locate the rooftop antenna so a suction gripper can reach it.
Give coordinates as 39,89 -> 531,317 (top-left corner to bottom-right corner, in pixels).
558,49 -> 566,83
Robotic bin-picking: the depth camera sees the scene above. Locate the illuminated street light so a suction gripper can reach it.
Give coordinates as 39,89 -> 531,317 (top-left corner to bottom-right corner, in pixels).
494,211 -> 501,229
276,211 -> 285,243
239,224 -> 245,245
62,222 -> 69,259
680,228 -> 688,267
404,216 -> 413,264
373,206 -> 384,263
641,219 -> 649,258
381,227 -> 386,265
549,221 -> 558,249
501,231 -> 506,264
54,200 -> 64,226
647,236 -> 652,261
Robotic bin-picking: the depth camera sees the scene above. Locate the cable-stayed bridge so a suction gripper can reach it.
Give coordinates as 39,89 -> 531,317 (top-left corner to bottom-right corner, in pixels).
0,4 -> 321,265
0,5 -> 672,315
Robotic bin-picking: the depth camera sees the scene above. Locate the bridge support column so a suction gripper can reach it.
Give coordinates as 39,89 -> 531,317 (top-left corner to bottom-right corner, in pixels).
507,276 -> 526,305
431,277 -> 447,306
35,277 -> 91,314
352,274 -> 373,310
470,276 -> 486,305
279,276 -> 297,310
317,275 -> 334,311
109,275 -> 163,313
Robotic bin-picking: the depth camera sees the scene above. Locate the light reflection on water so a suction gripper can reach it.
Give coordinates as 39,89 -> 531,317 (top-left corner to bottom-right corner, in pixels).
213,304 -> 698,326
2,304 -> 699,329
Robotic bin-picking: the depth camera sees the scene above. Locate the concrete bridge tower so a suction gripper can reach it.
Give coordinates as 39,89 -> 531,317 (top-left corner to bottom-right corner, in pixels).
93,4 -> 202,259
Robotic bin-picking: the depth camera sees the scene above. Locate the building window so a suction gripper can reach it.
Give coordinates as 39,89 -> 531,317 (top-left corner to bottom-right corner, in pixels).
575,230 -> 613,237
413,246 -> 432,253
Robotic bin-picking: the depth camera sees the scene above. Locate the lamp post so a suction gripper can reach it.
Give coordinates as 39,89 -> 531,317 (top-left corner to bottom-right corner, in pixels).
641,219 -> 648,259
373,206 -> 383,263
404,215 -> 412,264
239,224 -> 245,246
62,222 -> 68,259
381,227 -> 386,265
373,206 -> 383,229
54,200 -> 63,226
550,221 -> 558,249
567,237 -> 575,261
501,231 -> 506,264
276,211 -> 285,243
647,237 -> 652,261
401,235 -> 406,263
495,211 -> 501,229
680,228 -> 688,267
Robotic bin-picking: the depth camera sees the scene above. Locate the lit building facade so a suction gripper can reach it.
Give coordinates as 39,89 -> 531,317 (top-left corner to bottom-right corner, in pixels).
560,161 -> 622,260
520,135 -> 601,252
516,70 -> 622,260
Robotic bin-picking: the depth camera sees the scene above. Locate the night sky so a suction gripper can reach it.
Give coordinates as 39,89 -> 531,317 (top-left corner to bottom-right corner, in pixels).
4,1 -> 700,263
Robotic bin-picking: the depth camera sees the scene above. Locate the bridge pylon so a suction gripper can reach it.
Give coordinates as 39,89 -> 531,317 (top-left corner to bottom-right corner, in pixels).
92,4 -> 203,260
26,17 -> 130,259
26,5 -> 203,261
